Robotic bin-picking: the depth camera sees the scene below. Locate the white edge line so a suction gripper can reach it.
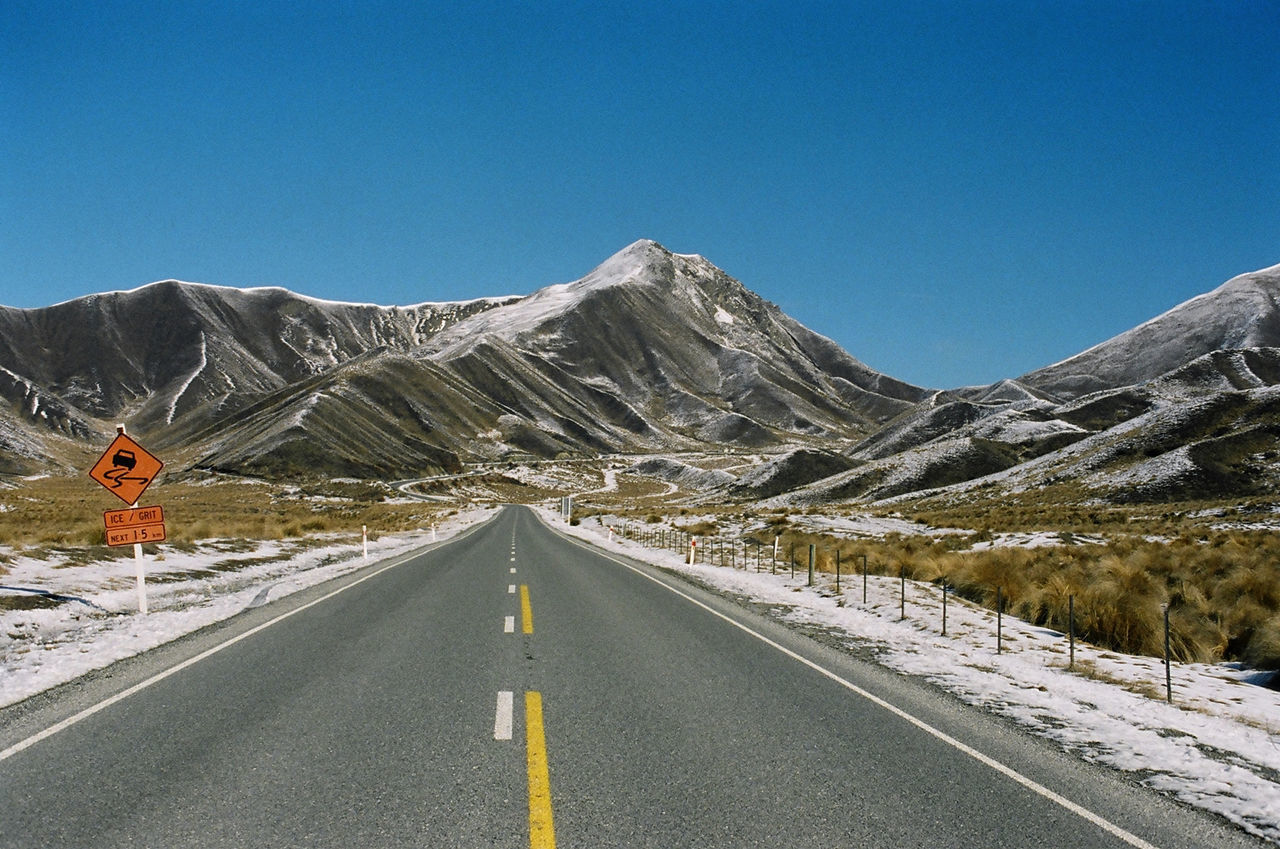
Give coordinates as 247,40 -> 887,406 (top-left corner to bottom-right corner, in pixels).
495,690 -> 514,740
547,522 -> 1162,849
1,525 -> 481,763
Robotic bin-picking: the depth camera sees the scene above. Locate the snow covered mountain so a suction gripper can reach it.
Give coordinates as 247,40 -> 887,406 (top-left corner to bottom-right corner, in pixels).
2,242 -> 1276,503
0,241 -> 928,478
0,281 -> 516,432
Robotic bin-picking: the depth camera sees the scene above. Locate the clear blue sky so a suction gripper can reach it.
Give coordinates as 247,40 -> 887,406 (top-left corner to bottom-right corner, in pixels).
4,1 -> 1277,388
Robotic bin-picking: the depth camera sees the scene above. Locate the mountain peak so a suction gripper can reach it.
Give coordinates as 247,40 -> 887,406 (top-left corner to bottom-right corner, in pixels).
580,239 -> 717,288
582,239 -> 679,286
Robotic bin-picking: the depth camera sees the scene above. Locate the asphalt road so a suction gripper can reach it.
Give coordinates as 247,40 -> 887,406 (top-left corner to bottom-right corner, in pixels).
0,506 -> 1266,848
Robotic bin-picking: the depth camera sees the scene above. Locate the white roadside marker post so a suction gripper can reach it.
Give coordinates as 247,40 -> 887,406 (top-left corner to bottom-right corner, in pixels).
133,504 -> 147,615
362,525 -> 369,561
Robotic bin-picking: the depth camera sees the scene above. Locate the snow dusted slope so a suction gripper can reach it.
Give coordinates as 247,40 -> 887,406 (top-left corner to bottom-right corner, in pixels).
1022,263 -> 1280,400
4,245 -> 1279,496
380,239 -> 930,458
0,283 -> 516,442
426,240 -> 925,423
0,240 -> 930,477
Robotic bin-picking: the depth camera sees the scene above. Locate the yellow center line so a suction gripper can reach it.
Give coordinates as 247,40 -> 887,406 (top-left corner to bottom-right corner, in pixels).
526,691 -> 556,849
520,584 -> 534,634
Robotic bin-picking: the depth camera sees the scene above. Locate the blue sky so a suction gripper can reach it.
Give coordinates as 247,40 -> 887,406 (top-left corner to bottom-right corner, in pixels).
3,1 -> 1277,388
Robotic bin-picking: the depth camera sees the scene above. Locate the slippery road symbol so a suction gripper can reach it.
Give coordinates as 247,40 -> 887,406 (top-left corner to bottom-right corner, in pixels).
103,450 -> 150,489
89,434 -> 164,505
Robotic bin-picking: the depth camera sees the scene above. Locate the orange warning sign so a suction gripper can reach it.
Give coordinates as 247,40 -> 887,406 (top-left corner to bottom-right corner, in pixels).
104,504 -> 164,529
89,433 -> 164,505
105,521 -> 166,547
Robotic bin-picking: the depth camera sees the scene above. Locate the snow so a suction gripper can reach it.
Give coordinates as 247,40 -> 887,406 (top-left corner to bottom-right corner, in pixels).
425,239 -> 712,359
424,245 -> 663,358
714,305 -> 735,325
967,530 -> 1106,551
0,508 -> 496,709
1088,444 -> 1198,491
579,468 -> 619,496
969,410 -> 1085,444
550,511 -> 1280,843
40,279 -> 518,314
760,511 -> 967,539
165,331 -> 207,424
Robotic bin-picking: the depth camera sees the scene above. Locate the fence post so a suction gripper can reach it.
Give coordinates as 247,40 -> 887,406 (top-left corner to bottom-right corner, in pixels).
1068,594 -> 1075,670
899,566 -> 906,620
941,579 -> 948,636
807,544 -> 815,587
835,550 -> 841,593
996,586 -> 1003,654
861,555 -> 868,604
1164,603 -> 1173,703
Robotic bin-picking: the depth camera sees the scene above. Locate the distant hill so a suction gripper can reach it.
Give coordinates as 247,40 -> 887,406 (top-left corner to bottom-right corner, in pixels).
1020,263 -> 1280,400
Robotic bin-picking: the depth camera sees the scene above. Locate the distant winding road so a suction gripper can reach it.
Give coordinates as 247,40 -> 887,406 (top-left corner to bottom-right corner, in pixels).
0,507 -> 1264,848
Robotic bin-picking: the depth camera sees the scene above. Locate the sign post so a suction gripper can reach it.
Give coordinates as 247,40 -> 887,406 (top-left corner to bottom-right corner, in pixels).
90,426 -> 165,614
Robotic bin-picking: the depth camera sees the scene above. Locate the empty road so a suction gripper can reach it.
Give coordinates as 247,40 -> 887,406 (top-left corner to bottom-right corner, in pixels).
0,506 -> 1264,848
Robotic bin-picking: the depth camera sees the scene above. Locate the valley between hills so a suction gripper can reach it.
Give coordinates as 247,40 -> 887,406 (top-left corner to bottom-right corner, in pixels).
2,239 -> 1278,673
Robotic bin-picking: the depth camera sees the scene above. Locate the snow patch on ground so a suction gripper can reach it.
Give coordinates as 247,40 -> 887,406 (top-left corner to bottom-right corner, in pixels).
769,512 -> 967,539
0,508 -> 495,708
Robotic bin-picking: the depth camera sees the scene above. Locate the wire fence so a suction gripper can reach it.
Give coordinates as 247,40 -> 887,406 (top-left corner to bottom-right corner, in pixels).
613,523 -> 1179,703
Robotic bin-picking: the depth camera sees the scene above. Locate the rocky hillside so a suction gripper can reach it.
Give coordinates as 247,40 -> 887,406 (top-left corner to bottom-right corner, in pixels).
2,243 -> 1276,503
0,241 -> 929,478
1020,263 -> 1280,400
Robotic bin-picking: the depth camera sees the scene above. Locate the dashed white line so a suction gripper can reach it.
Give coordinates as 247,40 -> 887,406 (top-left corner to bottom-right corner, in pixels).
494,691 -> 514,740
508,585 -> 517,594
504,616 -> 515,634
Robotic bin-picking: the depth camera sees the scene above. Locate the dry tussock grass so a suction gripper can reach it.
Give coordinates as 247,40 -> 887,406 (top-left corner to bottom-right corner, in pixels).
0,474 -> 447,552
580,493 -> 1280,669
759,524 -> 1280,669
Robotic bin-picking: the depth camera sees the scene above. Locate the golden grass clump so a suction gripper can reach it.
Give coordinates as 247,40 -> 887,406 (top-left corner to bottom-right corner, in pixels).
682,514 -> 1279,669
0,474 -> 446,550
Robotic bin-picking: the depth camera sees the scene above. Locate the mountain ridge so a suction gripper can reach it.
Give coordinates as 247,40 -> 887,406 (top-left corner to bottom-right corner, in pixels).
1021,263 -> 1280,400
1,242 -> 1276,504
